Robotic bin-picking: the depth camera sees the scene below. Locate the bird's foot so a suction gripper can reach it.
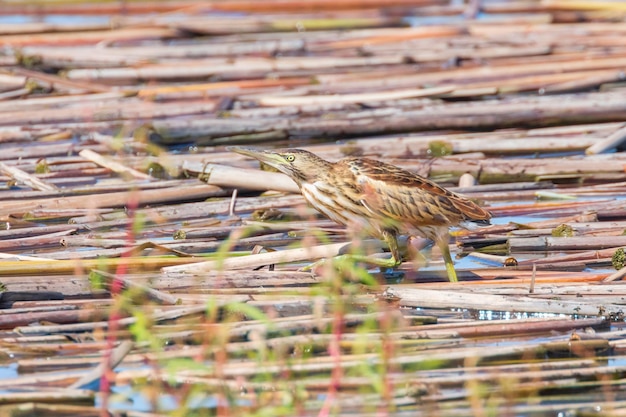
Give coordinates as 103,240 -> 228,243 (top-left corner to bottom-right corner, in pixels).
299,254 -> 401,275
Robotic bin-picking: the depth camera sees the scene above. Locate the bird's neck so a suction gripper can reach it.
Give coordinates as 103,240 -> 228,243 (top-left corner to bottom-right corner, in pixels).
298,160 -> 334,185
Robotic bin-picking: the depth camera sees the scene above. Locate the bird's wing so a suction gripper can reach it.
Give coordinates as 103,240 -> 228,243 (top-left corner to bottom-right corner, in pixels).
344,158 -> 491,227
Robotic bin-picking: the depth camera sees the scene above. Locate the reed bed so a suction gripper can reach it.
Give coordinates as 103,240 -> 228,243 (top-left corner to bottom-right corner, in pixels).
1,0 -> 626,415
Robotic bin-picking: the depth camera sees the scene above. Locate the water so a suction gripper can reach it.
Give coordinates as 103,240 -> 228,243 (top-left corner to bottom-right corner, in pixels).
99,385 -> 187,413
0,363 -> 17,379
0,15 -> 110,24
2,7 -> 623,416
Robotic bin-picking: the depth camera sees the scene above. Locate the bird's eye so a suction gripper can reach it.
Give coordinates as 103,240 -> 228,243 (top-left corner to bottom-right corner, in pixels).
284,154 -> 295,162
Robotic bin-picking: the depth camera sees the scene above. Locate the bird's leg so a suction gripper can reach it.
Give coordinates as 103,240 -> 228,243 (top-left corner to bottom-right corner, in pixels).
379,229 -> 402,267
437,238 -> 458,283
335,229 -> 403,269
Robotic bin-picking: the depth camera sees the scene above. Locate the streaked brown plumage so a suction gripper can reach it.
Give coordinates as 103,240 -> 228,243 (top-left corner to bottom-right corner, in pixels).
228,147 -> 491,282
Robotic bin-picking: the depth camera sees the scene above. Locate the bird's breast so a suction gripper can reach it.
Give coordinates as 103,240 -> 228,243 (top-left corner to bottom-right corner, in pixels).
301,182 -> 366,227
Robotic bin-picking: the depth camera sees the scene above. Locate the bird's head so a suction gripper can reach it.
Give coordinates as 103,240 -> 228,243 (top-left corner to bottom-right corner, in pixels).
228,147 -> 329,186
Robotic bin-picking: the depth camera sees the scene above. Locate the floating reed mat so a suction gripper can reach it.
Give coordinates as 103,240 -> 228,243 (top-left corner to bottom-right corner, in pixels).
1,1 -> 626,415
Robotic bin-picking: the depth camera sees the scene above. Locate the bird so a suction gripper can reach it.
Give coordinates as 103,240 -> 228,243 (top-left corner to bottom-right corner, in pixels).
228,147 -> 491,282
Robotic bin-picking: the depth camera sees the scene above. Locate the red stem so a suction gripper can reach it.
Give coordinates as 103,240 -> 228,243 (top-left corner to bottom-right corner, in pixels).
100,190 -> 139,417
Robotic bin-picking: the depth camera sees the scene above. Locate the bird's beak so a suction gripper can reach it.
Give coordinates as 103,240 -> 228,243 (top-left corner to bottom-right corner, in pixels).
227,146 -> 285,170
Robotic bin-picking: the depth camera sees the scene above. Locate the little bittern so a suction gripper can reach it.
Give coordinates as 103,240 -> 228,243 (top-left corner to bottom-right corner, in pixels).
229,147 -> 491,282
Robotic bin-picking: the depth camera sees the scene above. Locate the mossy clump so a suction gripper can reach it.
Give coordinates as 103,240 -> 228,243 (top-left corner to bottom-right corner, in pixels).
259,161 -> 280,173
146,162 -> 169,180
340,143 -> 364,156
15,50 -> 43,68
551,224 -> 574,237
35,159 -> 50,174
173,230 -> 187,240
252,208 -> 284,221
427,140 -> 453,157
612,248 -> 626,270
